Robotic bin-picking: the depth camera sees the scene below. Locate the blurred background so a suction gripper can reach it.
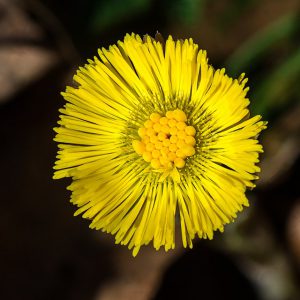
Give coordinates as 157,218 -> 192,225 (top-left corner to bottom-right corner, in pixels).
1,0 -> 300,299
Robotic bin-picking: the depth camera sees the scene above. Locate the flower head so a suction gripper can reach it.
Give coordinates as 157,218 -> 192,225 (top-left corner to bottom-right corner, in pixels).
54,33 -> 267,256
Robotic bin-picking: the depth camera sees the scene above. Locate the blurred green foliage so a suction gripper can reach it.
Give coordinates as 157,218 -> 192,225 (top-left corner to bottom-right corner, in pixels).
252,47 -> 300,116
219,0 -> 258,29
165,0 -> 206,24
225,12 -> 300,118
90,0 -> 151,31
89,0 -> 205,31
225,13 -> 299,76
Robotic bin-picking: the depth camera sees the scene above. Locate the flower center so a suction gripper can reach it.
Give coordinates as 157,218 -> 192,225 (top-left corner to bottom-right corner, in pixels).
132,109 -> 196,170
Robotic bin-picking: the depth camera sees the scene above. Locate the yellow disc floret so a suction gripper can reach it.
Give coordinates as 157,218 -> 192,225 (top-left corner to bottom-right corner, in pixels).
185,126 -> 196,136
185,136 -> 196,146
138,127 -> 147,138
132,109 -> 196,171
149,112 -> 161,122
142,152 -> 152,162
132,140 -> 145,155
173,109 -> 187,122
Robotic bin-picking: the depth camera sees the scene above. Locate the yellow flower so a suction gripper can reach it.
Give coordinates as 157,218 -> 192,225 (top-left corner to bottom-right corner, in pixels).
53,33 -> 267,256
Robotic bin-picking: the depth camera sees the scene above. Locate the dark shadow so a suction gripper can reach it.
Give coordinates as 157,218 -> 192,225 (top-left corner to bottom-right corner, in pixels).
153,241 -> 260,300
0,65 -> 115,300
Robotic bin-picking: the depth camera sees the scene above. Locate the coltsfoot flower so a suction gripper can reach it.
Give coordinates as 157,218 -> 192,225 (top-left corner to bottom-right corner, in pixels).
53,33 -> 267,256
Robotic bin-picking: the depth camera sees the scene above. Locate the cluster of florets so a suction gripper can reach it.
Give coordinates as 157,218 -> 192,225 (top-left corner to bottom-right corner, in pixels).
132,109 -> 196,170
